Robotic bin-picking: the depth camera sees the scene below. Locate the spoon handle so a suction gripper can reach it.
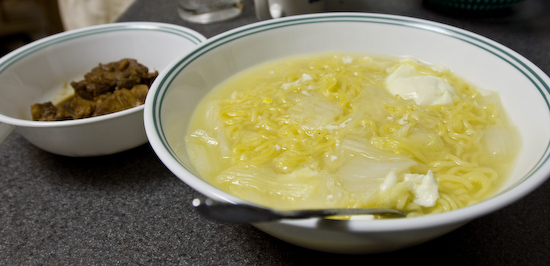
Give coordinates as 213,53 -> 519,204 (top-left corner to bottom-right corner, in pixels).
192,197 -> 405,223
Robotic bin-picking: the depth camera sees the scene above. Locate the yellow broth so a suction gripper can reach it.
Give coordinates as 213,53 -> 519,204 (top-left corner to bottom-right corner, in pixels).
183,52 -> 520,217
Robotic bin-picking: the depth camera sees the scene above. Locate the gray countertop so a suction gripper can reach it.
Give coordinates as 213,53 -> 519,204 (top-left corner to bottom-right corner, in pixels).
1,0 -> 549,265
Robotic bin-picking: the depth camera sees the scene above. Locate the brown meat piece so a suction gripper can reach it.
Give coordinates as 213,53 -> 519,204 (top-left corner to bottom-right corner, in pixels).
31,59 -> 156,121
56,96 -> 96,119
31,96 -> 96,121
93,84 -> 149,116
71,58 -> 158,100
31,102 -> 58,121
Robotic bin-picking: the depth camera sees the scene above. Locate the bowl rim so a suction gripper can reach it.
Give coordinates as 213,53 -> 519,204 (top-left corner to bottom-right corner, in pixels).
0,21 -> 206,128
145,12 -> 550,231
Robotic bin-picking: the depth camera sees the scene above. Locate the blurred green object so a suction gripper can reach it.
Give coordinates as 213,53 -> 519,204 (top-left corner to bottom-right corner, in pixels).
424,0 -> 525,15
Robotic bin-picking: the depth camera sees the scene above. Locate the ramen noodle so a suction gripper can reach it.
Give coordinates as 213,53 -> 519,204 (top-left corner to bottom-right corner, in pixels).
184,52 -> 520,218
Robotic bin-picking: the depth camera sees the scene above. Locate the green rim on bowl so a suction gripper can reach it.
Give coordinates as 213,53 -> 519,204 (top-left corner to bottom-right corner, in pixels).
0,22 -> 205,127
148,13 -> 550,221
0,22 -> 204,80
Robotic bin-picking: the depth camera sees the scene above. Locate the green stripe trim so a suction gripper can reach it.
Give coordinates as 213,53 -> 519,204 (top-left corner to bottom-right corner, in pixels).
152,14 -> 550,189
0,23 -> 204,74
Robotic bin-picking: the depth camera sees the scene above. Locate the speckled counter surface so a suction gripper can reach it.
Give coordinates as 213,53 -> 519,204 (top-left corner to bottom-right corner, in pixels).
1,0 -> 549,265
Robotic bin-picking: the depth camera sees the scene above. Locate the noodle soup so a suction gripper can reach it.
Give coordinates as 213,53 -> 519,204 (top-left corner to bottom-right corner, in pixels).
184,52 -> 520,218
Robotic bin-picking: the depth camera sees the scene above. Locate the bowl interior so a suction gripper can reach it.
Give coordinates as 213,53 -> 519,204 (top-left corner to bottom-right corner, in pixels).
148,13 -> 550,214
0,22 -> 205,124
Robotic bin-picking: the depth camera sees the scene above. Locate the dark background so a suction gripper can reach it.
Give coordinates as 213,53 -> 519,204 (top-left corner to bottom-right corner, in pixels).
1,0 -> 549,265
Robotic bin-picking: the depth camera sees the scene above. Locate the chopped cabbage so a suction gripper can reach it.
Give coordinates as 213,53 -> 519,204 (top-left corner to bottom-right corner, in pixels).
183,52 -> 520,216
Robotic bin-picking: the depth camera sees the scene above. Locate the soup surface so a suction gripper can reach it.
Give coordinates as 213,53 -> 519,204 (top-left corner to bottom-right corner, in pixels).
184,52 -> 520,217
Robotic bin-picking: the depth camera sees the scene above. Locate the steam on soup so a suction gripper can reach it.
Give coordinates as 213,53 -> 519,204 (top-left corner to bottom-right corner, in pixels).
183,52 -> 520,218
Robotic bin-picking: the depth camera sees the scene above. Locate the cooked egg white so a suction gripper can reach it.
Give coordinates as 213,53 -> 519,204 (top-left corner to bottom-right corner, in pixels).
386,64 -> 456,106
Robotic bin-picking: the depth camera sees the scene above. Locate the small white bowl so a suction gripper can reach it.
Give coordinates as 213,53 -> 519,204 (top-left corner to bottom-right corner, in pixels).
0,22 -> 206,156
145,13 -> 550,253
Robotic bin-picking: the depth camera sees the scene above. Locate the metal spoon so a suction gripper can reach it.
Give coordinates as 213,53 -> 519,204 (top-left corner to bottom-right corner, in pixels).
192,197 -> 406,223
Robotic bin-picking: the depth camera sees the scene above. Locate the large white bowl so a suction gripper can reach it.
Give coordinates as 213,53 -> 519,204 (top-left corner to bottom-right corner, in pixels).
0,22 -> 206,156
144,13 -> 550,253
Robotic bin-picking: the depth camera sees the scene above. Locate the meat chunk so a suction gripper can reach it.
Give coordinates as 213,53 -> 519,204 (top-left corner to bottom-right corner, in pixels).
31,102 -> 57,121
31,58 -> 157,121
71,58 -> 157,100
93,84 -> 149,116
